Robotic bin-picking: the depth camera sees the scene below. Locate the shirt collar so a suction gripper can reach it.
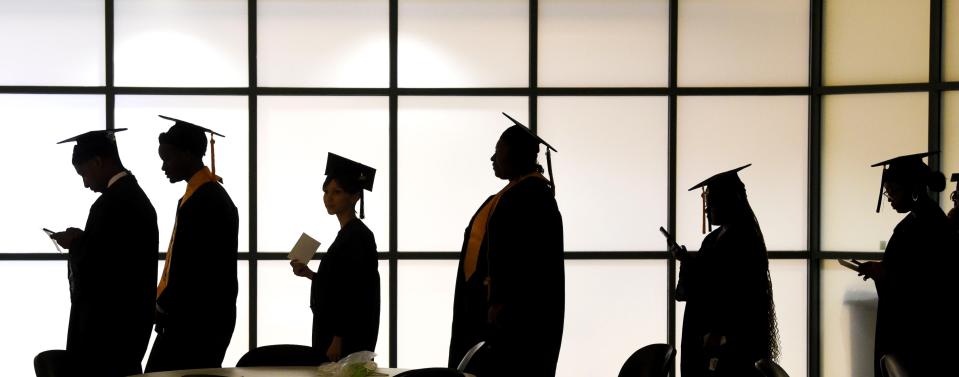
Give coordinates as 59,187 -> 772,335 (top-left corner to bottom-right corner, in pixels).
107,171 -> 129,188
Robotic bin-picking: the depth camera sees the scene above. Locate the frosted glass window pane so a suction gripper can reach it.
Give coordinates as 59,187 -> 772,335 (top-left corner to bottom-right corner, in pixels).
946,1 -> 959,81
257,0 -> 389,87
678,0 -> 808,87
397,260 -> 458,368
258,97 -> 389,252
226,262 -> 251,367
767,260 -> 807,377
398,0 -> 528,87
398,97 -> 527,251
0,94 -> 104,253
114,0 -> 248,87
0,1 -> 104,86
538,97 -> 668,251
942,92 -> 959,211
824,0 -> 929,85
257,260 -> 390,366
821,93 -> 927,251
675,260 -> 807,377
676,96 -> 808,251
821,260 -> 878,377
114,95 -> 250,252
538,0 -> 668,87
0,262 -> 71,376
556,260 -> 666,377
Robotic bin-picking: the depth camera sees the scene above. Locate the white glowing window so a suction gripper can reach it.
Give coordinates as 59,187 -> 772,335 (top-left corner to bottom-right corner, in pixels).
257,96 -> 389,252
538,97 -> 668,251
257,0 -> 389,87
537,0 -> 669,87
397,96 -> 528,251
114,0 -> 248,87
0,94 -> 105,253
113,95 -> 250,252
226,262 -> 252,367
768,260 -> 807,377
821,93 -> 927,252
824,0 -> 929,85
398,0 -> 528,87
947,1 -> 959,81
557,260 -> 666,377
678,0 -> 808,87
676,96 -> 808,251
821,260 -> 879,377
0,0 -> 104,86
0,262 -> 72,376
396,260 -> 458,368
256,260 -> 390,366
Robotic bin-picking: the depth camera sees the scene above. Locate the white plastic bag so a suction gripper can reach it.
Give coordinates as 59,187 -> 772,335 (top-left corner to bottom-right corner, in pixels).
316,351 -> 386,377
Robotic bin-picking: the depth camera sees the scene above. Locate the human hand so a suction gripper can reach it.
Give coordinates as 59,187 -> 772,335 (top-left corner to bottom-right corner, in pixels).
51,227 -> 83,249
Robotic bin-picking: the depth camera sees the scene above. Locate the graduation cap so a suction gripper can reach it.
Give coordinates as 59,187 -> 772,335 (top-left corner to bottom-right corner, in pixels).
688,164 -> 751,234
158,115 -> 225,179
57,128 -> 127,165
870,151 -> 937,213
325,153 -> 376,219
501,112 -> 558,189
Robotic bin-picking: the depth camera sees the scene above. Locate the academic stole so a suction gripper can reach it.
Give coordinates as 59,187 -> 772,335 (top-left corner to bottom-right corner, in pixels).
156,167 -> 220,298
463,172 -> 546,292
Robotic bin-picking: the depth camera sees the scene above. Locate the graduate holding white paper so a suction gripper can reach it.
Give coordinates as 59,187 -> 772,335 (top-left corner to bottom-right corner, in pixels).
858,152 -> 958,376
288,232 -> 321,264
290,153 -> 380,363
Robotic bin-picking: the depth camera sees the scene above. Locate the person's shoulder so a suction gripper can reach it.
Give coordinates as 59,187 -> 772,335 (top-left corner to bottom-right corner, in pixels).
107,174 -> 155,208
189,181 -> 238,213
507,176 -> 555,201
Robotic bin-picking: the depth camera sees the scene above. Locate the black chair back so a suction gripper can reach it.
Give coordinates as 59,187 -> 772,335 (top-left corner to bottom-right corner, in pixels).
618,343 -> 676,377
235,344 -> 320,367
34,350 -> 71,377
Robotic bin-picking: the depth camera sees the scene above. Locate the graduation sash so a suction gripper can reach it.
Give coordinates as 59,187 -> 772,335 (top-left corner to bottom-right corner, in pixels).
463,172 -> 545,281
156,167 -> 220,298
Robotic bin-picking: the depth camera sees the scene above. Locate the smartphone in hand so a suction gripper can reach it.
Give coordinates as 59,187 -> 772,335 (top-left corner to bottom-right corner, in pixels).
838,259 -> 861,272
42,228 -> 62,253
659,226 -> 676,248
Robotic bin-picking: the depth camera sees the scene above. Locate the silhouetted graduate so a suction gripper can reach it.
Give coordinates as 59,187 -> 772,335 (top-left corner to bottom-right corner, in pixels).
448,113 -> 564,377
44,129 -> 158,376
290,153 -> 380,362
672,165 -> 778,377
857,153 -> 958,376
146,116 -> 239,372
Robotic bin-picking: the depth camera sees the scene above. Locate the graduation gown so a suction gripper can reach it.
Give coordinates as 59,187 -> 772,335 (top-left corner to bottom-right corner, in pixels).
448,177 -> 565,377
66,173 -> 158,377
311,218 -> 380,359
676,224 -> 773,377
873,198 -> 958,376
147,179 -> 239,372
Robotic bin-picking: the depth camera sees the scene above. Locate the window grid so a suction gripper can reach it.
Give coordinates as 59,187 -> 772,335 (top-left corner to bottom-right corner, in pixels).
0,1 -> 952,376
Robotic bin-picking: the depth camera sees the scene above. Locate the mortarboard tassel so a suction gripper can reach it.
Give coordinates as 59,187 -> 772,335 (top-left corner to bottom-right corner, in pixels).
876,166 -> 885,213
359,191 -> 365,219
546,149 -> 556,193
701,187 -> 707,234
210,133 -> 223,183
210,134 -> 217,176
